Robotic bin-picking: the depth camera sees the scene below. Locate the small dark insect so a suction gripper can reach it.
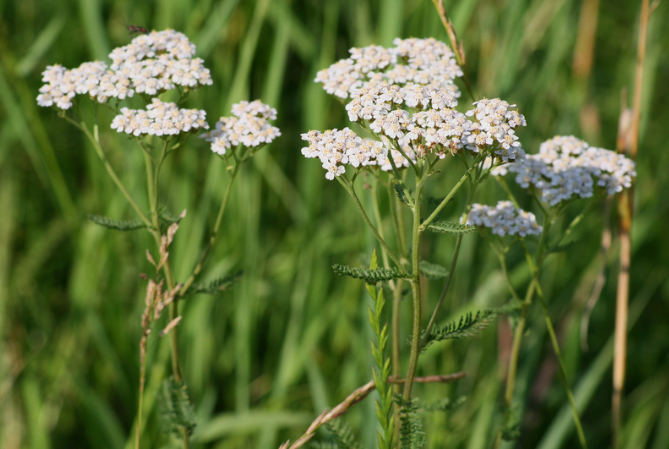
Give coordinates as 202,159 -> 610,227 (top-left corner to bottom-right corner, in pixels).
126,24 -> 150,35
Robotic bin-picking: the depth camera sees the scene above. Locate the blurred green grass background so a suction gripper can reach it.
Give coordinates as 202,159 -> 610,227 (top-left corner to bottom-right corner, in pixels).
1,0 -> 668,448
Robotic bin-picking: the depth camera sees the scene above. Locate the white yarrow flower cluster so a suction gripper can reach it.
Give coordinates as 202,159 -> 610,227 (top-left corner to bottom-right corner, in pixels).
463,99 -> 526,161
109,29 -> 212,95
37,62 -> 133,110
315,37 -> 463,100
466,201 -> 542,237
38,29 -> 212,110
111,98 -> 208,136
200,100 -> 281,155
494,136 -> 636,205
301,128 -> 390,180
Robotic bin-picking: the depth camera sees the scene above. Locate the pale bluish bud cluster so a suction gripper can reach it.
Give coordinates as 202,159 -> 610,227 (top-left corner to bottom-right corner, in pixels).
200,100 -> 281,155
494,136 -> 636,205
466,201 -> 542,237
38,29 -> 212,110
315,37 -> 463,99
110,98 -> 208,136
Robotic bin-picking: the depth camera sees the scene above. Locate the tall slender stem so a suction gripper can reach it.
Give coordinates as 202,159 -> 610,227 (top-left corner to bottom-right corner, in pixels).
76,120 -> 151,227
337,176 -> 406,272
402,177 -> 424,400
421,180 -> 478,347
420,162 -> 477,231
180,160 -> 240,296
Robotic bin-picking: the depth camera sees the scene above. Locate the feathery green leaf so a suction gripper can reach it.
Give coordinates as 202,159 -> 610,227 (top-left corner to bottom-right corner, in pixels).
87,214 -> 146,231
182,270 -> 243,297
333,264 -> 411,284
419,260 -> 449,279
426,220 -> 476,235
158,377 -> 196,437
423,310 -> 498,350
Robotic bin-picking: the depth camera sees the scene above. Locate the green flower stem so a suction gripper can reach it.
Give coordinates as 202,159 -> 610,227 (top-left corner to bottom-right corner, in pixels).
402,176 -> 425,400
555,197 -> 597,247
494,210 -> 554,449
180,157 -> 240,296
420,162 -> 477,231
143,148 -> 190,449
74,119 -> 151,228
420,178 -> 479,348
535,287 -> 589,449
371,178 -> 394,285
337,176 -> 406,272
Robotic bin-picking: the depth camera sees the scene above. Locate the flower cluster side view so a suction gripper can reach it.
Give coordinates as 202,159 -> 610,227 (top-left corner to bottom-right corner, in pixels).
288,36 -> 636,449
37,28 -> 280,449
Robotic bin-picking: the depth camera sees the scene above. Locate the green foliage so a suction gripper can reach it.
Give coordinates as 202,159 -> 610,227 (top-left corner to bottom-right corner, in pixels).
394,183 -> 410,205
422,310 -> 499,350
548,239 -> 580,254
501,402 -> 521,441
182,270 -> 243,297
158,377 -> 197,437
313,421 -> 363,449
418,260 -> 449,280
396,396 -> 426,449
424,396 -> 467,412
366,249 -> 395,449
426,220 -> 476,235
86,214 -> 146,231
332,264 -> 411,284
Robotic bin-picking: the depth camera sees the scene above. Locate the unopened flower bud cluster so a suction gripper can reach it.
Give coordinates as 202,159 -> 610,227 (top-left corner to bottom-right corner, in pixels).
494,136 -> 636,205
200,100 -> 281,155
466,201 -> 542,237
111,98 -> 208,136
37,30 -> 212,110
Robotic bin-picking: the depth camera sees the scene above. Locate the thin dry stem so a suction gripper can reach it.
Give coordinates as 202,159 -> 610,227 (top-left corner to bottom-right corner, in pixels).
278,373 -> 466,449
613,0 -> 653,444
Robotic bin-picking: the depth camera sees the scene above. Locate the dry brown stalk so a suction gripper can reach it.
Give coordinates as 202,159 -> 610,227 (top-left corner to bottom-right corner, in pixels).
278,372 -> 467,449
612,1 -> 656,446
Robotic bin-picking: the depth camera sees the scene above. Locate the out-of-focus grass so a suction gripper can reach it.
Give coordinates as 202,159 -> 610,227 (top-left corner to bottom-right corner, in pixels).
0,0 -> 667,448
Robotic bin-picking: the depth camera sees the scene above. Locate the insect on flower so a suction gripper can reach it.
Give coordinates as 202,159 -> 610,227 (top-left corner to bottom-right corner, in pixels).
126,24 -> 150,35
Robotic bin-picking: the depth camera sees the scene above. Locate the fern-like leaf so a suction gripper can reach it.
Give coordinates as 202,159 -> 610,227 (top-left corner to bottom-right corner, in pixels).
333,264 -> 411,284
424,396 -> 467,412
419,260 -> 448,280
183,271 -> 243,297
426,221 -> 476,235
87,214 -> 146,231
158,377 -> 196,437
500,402 -> 521,441
423,310 -> 498,350
394,184 -> 410,205
396,396 -> 426,449
321,421 -> 363,449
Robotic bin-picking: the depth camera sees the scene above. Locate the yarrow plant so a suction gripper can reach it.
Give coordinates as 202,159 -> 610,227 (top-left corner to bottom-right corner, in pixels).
288,35 -> 635,449
37,29 -> 280,449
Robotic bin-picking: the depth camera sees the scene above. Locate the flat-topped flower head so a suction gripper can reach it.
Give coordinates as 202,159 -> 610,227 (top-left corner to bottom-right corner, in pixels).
37,61 -> 133,110
463,99 -> 526,161
111,98 -> 208,137
301,128 -> 394,180
315,37 -> 463,101
109,29 -> 212,95
466,201 -> 542,237
495,135 -> 636,205
200,100 -> 281,155
38,29 -> 212,110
